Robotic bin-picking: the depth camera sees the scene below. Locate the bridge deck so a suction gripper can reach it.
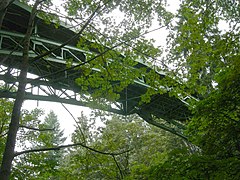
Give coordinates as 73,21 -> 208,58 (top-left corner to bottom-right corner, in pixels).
0,1 -> 191,136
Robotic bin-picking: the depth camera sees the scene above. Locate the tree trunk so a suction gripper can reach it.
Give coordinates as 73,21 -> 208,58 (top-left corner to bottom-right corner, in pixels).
0,1 -> 100,178
0,0 -> 12,29
0,1 -> 40,179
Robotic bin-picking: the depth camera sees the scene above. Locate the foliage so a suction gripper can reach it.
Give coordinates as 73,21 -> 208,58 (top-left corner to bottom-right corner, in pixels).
148,149 -> 240,180
165,0 -> 239,95
141,1 -> 240,179
1,0 -> 240,178
0,98 -> 14,163
163,0 -> 240,159
62,0 -> 172,105
12,110 -> 66,179
148,150 -> 240,179
0,100 -> 66,179
186,61 -> 240,157
61,114 -> 185,179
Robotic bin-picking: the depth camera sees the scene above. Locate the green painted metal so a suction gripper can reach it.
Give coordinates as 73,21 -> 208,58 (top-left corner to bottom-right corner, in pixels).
0,1 -> 191,137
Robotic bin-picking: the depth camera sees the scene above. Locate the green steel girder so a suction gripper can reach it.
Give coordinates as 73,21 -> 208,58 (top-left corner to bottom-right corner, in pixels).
0,1 -> 192,137
0,30 -> 87,64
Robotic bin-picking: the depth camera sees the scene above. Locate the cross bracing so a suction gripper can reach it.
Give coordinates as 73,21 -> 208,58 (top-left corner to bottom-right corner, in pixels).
0,1 -> 191,139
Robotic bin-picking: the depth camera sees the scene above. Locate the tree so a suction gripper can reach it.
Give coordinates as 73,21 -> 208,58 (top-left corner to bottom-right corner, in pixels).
165,0 -> 239,97
148,149 -> 240,179
146,0 -> 240,178
61,112 -> 106,179
63,113 -> 186,179
0,98 -> 67,179
166,0 -> 240,157
186,59 -> 240,157
0,0 -> 12,28
12,110 -> 66,179
0,98 -> 14,163
0,1 -> 43,178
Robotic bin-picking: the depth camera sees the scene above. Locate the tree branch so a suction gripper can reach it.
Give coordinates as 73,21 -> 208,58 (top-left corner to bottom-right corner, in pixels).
112,155 -> 124,179
138,111 -> 188,140
0,131 -> 8,138
61,103 -> 86,144
19,125 -> 54,132
14,142 -> 132,157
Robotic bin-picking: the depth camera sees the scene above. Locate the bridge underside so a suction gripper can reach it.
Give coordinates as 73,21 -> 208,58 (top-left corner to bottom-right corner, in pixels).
0,1 -> 191,138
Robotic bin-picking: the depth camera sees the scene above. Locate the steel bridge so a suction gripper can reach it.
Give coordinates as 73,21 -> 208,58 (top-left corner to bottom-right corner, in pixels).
0,1 -> 191,138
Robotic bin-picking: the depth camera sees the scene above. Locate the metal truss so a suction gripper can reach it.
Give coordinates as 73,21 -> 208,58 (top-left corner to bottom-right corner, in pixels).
0,1 -> 192,138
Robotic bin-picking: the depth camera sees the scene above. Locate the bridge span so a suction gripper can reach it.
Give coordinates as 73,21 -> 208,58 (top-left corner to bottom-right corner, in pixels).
0,1 -> 191,138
